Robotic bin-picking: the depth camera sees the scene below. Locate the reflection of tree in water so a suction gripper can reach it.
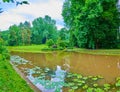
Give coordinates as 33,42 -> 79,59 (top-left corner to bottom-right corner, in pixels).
117,61 -> 120,69
63,55 -> 70,72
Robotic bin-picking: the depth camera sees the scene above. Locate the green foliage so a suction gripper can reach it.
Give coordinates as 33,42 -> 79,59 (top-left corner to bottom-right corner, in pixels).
0,38 -> 32,91
1,15 -> 70,48
8,25 -> 20,46
2,0 -> 11,2
0,38 -> 9,60
31,15 -> 58,44
116,77 -> 120,87
57,38 -> 68,48
0,0 -> 29,13
4,21 -> 31,46
46,39 -> 55,47
62,0 -> 120,49
0,31 -> 9,45
65,72 -> 120,92
2,0 -> 29,4
58,28 -> 69,41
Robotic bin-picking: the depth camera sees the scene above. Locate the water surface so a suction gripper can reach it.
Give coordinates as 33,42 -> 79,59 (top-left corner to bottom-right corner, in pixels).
11,52 -> 120,91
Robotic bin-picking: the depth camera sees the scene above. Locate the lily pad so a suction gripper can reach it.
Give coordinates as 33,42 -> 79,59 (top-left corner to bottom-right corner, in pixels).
71,86 -> 78,90
103,84 -> 110,91
67,82 -> 75,87
83,77 -> 88,80
87,88 -> 93,92
116,80 -> 120,87
94,88 -> 104,92
82,84 -> 88,89
92,77 -> 98,81
93,84 -> 98,87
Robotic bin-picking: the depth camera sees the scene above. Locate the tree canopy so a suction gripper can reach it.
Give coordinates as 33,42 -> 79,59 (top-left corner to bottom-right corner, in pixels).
62,0 -> 120,49
0,15 -> 69,47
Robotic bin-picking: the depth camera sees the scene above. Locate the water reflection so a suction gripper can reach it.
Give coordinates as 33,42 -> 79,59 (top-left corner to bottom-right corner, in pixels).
11,55 -> 66,92
11,52 -> 120,83
27,65 -> 66,92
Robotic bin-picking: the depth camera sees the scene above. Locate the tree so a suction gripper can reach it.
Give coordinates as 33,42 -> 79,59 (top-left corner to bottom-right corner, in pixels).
31,15 -> 58,44
58,28 -> 69,41
19,21 -> 31,45
7,21 -> 31,46
0,30 -> 9,45
8,25 -> 20,46
1,0 -> 29,5
62,0 -> 120,49
46,39 -> 54,47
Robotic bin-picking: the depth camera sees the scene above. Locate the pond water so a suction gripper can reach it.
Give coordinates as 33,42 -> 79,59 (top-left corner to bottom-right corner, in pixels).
10,52 -> 120,92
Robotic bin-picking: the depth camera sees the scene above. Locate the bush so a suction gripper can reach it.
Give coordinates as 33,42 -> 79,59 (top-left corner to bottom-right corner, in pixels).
0,38 -> 10,60
57,40 -> 69,48
46,39 -> 55,47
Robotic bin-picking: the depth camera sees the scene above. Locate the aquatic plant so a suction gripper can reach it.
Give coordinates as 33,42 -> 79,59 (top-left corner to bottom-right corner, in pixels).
10,55 -> 29,65
116,77 -> 120,87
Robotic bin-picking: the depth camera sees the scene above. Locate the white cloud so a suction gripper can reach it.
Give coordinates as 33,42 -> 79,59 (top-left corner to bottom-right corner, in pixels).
0,0 -> 64,30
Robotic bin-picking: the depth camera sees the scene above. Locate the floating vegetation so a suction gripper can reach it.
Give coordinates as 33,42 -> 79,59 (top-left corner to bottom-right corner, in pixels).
65,72 -> 120,92
26,65 -> 66,92
116,77 -> 120,92
10,55 -> 29,65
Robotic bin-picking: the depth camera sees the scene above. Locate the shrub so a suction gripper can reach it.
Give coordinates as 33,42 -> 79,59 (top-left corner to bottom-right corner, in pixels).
46,39 -> 55,47
57,39 -> 69,48
0,38 -> 10,60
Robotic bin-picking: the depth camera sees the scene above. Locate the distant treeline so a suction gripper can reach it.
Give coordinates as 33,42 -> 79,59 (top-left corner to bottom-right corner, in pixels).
0,15 -> 69,48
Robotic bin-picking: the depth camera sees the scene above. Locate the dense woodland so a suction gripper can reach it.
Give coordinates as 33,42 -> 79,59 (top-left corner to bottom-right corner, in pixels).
0,0 -> 120,49
62,0 -> 120,49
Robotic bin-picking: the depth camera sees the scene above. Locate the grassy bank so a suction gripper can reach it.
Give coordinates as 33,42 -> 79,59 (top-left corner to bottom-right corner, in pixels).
8,45 -> 120,55
66,48 -> 120,55
0,59 -> 33,92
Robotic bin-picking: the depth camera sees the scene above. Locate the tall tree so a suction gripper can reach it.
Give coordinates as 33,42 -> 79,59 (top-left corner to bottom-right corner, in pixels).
19,21 -> 31,45
58,28 -> 69,41
0,30 -> 9,45
62,0 -> 120,49
31,15 -> 58,44
8,25 -> 20,46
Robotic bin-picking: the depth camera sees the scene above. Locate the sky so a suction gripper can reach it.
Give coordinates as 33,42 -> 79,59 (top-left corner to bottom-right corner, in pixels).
0,0 -> 65,31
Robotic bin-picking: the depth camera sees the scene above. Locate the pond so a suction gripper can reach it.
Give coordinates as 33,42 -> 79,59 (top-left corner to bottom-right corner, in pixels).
10,52 -> 120,92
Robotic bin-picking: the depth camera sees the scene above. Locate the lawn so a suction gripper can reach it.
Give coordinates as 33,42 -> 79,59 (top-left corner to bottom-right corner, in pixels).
8,44 -> 49,53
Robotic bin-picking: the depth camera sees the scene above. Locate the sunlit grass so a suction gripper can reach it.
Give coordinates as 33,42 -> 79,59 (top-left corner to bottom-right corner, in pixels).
8,44 -> 48,53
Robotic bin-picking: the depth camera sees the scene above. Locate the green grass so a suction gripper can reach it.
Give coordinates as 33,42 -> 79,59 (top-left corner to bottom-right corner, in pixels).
8,45 -> 120,55
0,59 -> 33,92
8,44 -> 49,53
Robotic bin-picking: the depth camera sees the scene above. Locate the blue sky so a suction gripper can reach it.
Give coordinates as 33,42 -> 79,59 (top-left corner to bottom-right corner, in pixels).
0,0 -> 65,31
